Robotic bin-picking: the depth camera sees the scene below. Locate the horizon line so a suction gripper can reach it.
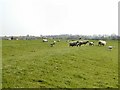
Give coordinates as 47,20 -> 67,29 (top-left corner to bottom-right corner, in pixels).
0,33 -> 119,37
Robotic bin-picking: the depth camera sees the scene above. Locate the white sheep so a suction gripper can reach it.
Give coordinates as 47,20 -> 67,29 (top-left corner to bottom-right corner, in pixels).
98,40 -> 106,46
108,46 -> 113,50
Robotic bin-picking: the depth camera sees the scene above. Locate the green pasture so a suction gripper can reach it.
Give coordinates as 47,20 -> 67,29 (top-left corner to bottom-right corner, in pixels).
2,39 -> 118,88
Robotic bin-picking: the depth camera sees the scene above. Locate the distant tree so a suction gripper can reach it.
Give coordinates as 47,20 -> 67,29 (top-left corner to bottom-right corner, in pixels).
11,36 -> 14,40
111,34 -> 117,40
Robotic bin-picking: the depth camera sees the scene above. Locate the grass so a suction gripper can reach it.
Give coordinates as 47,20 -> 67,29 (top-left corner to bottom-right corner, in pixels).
2,39 -> 118,88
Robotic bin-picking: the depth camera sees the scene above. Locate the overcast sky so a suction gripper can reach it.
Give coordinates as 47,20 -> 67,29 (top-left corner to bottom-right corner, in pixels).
0,0 -> 119,36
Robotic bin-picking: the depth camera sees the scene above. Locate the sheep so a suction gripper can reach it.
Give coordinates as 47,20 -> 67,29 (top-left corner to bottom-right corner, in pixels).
108,46 -> 113,50
89,42 -> 94,46
43,39 -> 48,42
98,40 -> 106,46
83,40 -> 89,44
50,40 -> 57,47
69,41 -> 79,47
53,40 -> 56,43
77,40 -> 89,46
50,42 -> 55,47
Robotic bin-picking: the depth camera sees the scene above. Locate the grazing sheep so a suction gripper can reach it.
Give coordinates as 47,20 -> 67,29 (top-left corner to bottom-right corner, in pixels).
53,40 -> 56,43
69,41 -> 79,47
98,40 -> 106,46
108,46 -> 113,50
76,42 -> 80,47
78,40 -> 89,46
82,40 -> 89,45
77,41 -> 83,46
89,42 -> 94,46
50,40 -> 57,47
50,42 -> 55,47
43,39 -> 48,42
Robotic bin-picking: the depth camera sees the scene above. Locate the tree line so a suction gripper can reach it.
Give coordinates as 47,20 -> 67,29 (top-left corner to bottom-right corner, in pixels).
1,34 -> 119,40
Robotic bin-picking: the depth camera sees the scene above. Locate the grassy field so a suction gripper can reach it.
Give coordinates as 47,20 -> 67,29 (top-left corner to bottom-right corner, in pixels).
2,39 -> 118,88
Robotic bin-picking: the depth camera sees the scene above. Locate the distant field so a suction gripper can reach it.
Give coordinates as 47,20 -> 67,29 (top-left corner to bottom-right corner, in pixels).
2,39 -> 118,88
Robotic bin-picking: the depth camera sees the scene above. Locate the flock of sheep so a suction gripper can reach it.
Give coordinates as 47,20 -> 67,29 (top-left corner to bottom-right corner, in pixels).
42,39 -> 113,50
69,40 -> 113,50
69,40 -> 106,47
